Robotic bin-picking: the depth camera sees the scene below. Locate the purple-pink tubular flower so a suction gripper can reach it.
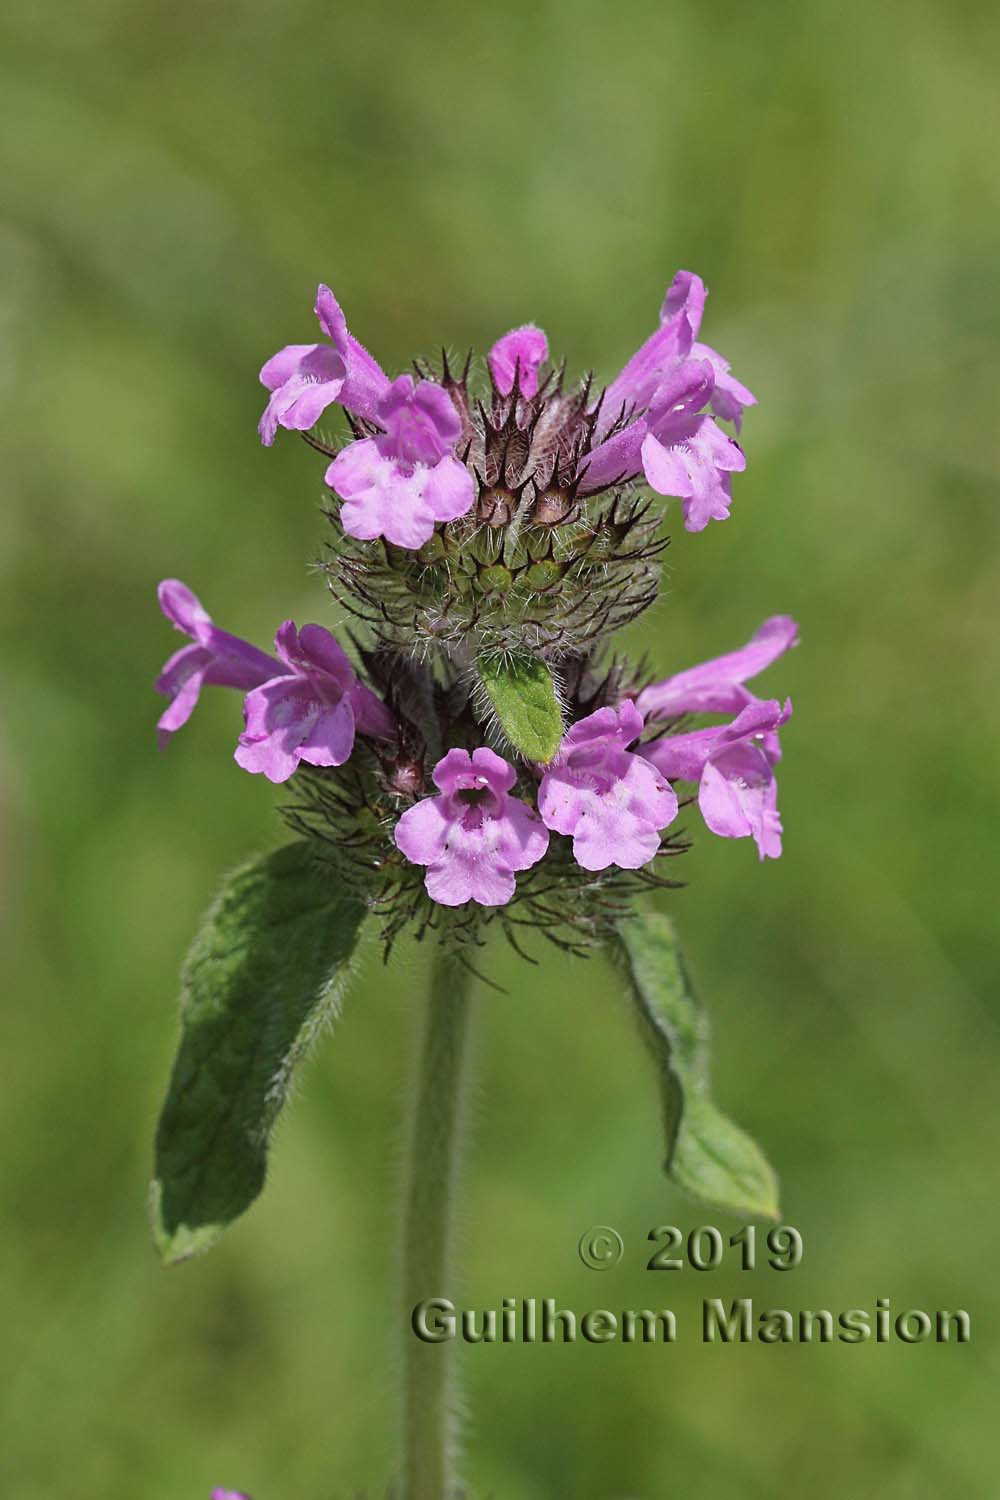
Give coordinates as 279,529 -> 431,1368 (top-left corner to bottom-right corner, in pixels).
637,615 -> 799,720
579,269 -> 755,532
661,271 -> 756,432
155,580 -> 279,750
258,285 -> 389,445
211,1491 -> 251,1499
596,273 -> 701,438
234,622 -> 393,785
373,374 -> 464,466
489,325 -> 549,399
325,374 -> 476,549
537,702 -> 678,871
642,697 -> 792,861
394,747 -> 549,907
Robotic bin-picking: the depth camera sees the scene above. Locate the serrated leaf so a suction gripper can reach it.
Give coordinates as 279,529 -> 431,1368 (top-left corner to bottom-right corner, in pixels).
613,911 -> 780,1220
477,651 -> 563,763
151,841 -> 366,1265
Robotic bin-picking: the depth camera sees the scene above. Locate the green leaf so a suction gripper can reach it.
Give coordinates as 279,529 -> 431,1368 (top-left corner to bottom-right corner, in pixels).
613,911 -> 780,1220
477,651 -> 563,763
151,841 -> 366,1265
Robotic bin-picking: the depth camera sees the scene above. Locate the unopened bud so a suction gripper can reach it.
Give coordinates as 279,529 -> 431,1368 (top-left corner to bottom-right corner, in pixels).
530,488 -> 574,526
477,487 -> 515,527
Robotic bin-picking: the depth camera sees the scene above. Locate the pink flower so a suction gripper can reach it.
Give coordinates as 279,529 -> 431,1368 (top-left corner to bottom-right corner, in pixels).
489,325 -> 549,399
394,747 -> 549,907
325,374 -> 475,549
637,615 -> 799,720
211,1491 -> 251,1499
639,368 -> 747,532
234,622 -> 393,785
374,374 -> 463,464
580,361 -> 747,533
258,285 -> 389,444
155,580 -> 279,750
579,270 -> 755,531
642,698 -> 792,860
538,702 -> 678,871
597,271 -> 701,436
660,270 -> 756,432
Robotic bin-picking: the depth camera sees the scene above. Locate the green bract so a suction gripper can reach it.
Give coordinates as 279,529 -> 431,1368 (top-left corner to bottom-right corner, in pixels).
477,651 -> 564,764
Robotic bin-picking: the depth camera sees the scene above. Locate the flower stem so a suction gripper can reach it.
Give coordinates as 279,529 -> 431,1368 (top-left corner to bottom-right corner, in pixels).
401,947 -> 475,1500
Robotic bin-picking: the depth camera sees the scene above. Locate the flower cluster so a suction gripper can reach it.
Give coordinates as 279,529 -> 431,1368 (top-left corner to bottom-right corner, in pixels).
155,273 -> 796,948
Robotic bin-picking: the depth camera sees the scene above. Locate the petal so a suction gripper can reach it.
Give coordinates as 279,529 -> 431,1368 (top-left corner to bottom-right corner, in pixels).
692,341 -> 757,430
647,359 -> 716,422
569,799 -> 663,872
640,431 -> 694,498
682,484 -> 729,532
693,416 -> 746,473
419,456 -> 476,524
338,335 -> 391,421
431,747 -> 476,795
539,731 -> 676,872
396,768 -> 545,907
156,656 -> 208,748
274,620 -> 354,685
259,343 -> 320,393
297,698 -> 356,768
325,437 -> 382,498
489,325 -> 549,399
425,850 -> 516,908
699,744 -> 783,860
558,700 -> 644,757
394,795 -> 451,865
258,389 -> 285,446
349,681 -> 395,739
234,677 -> 322,783
233,733 -> 302,783
678,441 -> 735,532
375,376 -> 460,465
158,579 -> 212,639
643,698 -> 791,783
156,641 -> 211,699
346,482 -> 436,548
716,696 -> 792,747
280,378 -> 345,432
640,726 -> 725,782
425,818 -> 518,907
314,284 -> 349,352
327,441 -> 447,550
493,798 -> 550,873
619,753 -> 679,828
411,380 -> 462,446
537,768 -> 591,837
599,312 -> 694,433
576,419 -> 647,494
660,270 -> 707,337
469,746 -> 518,794
200,627 -> 281,690
637,616 -> 799,719
257,346 -> 346,443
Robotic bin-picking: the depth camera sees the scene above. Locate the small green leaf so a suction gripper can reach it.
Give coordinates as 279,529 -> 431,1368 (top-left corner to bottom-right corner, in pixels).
151,841 -> 366,1265
477,651 -> 563,762
613,911 -> 780,1220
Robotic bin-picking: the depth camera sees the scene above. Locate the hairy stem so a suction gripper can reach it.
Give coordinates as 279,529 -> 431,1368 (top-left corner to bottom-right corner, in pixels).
401,948 -> 475,1500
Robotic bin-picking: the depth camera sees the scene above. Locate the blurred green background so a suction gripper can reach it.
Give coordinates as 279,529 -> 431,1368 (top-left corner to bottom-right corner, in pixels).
2,0 -> 998,1495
